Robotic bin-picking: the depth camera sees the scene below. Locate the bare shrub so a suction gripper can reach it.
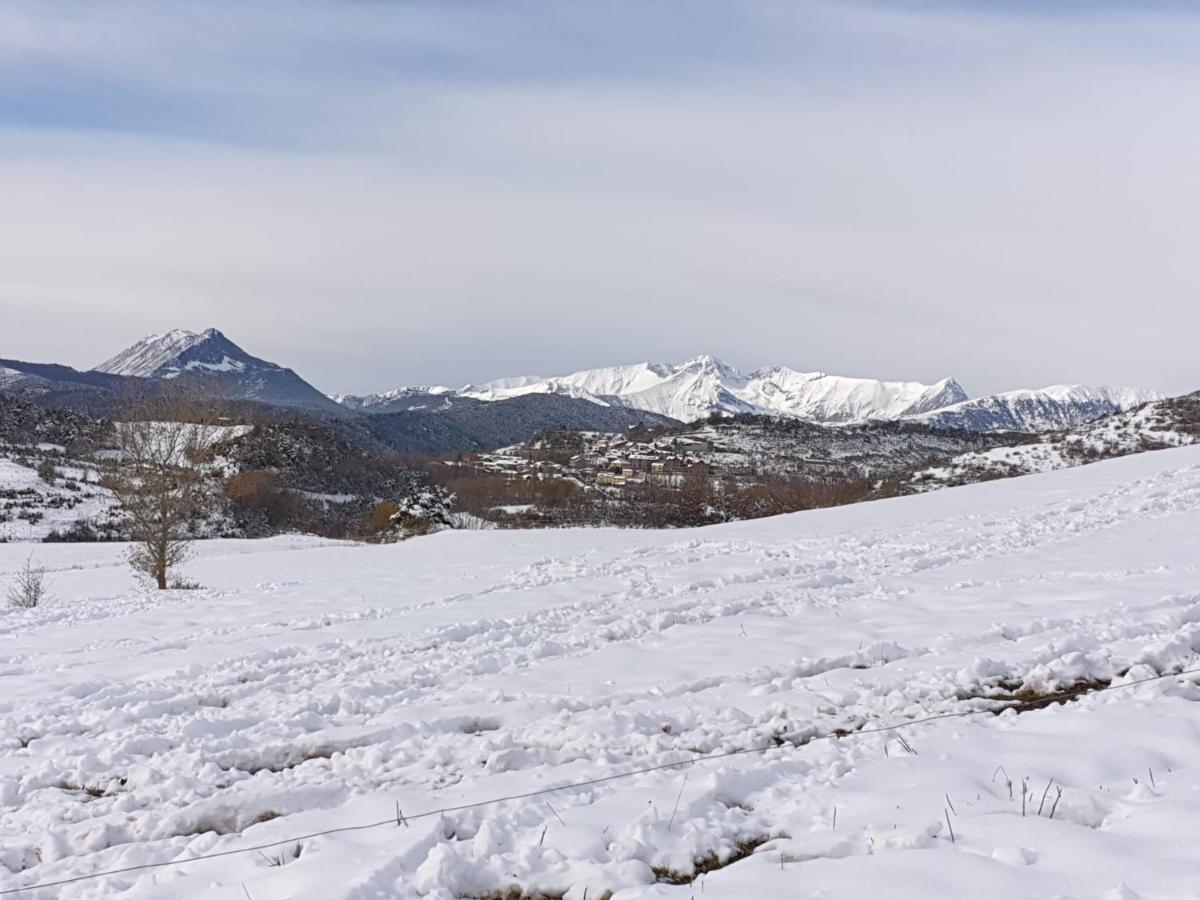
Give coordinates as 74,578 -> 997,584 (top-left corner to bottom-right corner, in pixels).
447,511 -> 497,530
6,553 -> 51,609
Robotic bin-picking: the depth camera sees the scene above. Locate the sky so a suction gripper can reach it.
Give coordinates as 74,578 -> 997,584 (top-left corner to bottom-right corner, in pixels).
2,1 -> 1199,398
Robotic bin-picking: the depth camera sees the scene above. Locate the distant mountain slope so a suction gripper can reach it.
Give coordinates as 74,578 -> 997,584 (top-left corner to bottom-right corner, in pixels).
911,384 -> 1161,432
332,387 -> 478,414
95,329 -> 212,377
0,358 -> 137,416
341,354 -> 1157,432
359,394 -> 680,456
737,366 -> 967,423
457,354 -> 972,423
0,393 -> 112,449
0,359 -> 127,393
343,354 -> 969,424
912,390 -> 1200,488
93,328 -> 342,412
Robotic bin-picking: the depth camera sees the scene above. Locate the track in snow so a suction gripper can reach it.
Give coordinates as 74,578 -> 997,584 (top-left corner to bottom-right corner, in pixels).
3,448 -> 1200,898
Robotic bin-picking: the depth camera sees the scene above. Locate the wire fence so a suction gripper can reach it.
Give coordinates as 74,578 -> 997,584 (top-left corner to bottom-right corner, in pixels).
3,663 -> 1198,897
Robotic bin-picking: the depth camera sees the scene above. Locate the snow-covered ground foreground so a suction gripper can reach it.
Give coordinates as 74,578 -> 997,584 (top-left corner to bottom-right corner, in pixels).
4,449 -> 1200,899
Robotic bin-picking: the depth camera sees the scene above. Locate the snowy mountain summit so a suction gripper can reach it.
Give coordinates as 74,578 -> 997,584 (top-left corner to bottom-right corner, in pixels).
93,328 -> 341,411
462,354 -> 969,423
96,328 -> 265,379
341,354 -> 1157,430
345,355 -> 971,424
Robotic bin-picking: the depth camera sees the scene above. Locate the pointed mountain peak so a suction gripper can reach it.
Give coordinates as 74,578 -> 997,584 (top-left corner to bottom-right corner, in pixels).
91,327 -> 342,411
95,327 -> 266,379
678,354 -> 740,377
929,376 -> 969,404
94,329 -> 208,377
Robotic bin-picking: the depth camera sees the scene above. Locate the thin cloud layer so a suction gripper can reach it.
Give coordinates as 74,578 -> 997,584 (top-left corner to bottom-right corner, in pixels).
2,1 -> 1199,396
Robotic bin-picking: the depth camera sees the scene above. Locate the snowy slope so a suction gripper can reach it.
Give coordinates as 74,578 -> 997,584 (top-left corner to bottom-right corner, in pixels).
92,329 -> 341,412
463,354 -> 968,424
332,386 -> 471,413
0,455 -> 116,541
0,367 -> 46,393
739,367 -> 965,422
95,328 -> 281,381
914,390 -> 1200,488
344,355 -> 1155,431
4,448 -> 1200,897
345,355 -> 969,424
913,383 -> 1162,432
94,330 -> 213,378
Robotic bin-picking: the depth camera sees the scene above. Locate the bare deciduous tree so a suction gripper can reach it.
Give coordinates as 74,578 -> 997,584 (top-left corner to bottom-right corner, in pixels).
6,553 -> 51,609
105,394 -> 221,589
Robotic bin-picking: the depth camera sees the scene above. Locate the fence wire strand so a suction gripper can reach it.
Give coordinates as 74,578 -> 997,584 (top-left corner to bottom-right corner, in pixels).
3,663 -> 1198,896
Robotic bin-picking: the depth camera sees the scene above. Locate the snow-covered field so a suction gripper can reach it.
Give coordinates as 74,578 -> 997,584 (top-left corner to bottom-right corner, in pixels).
4,448 -> 1200,898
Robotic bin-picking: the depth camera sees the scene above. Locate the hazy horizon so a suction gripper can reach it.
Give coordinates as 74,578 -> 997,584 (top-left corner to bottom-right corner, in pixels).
4,1 -> 1200,396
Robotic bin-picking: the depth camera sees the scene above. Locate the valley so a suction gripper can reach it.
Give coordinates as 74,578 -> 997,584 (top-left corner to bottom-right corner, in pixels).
0,328 -> 1190,540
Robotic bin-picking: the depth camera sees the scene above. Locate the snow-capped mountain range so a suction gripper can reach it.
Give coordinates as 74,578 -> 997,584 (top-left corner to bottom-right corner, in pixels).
335,355 -> 969,423
337,354 -> 1160,432
0,327 -> 1157,432
465,355 -> 968,424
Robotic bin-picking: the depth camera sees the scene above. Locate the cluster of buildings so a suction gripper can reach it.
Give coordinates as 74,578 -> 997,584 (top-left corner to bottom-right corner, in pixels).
471,430 -> 734,493
578,433 -> 717,489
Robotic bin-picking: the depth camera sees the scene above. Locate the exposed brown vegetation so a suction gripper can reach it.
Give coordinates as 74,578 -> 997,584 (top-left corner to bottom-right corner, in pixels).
422,455 -> 898,529
223,470 -> 303,531
652,835 -> 772,884
982,676 -> 1116,714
